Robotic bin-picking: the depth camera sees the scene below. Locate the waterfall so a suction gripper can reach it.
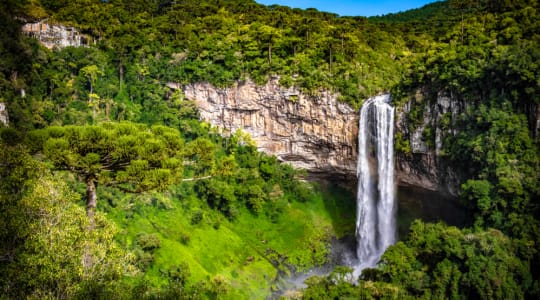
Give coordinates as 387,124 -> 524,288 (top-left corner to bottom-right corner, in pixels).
355,94 -> 396,271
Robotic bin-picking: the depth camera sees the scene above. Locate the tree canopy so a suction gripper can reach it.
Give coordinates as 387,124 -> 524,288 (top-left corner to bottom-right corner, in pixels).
0,0 -> 538,298
28,122 -> 184,221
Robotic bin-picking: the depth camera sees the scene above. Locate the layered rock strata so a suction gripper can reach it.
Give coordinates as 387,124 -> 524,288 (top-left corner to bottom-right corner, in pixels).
177,78 -> 359,177
176,79 -> 467,194
22,20 -> 87,49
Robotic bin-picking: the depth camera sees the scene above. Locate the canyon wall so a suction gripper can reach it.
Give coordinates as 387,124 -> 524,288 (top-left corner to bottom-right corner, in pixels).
395,91 -> 466,196
178,80 -> 465,194
22,20 -> 87,49
178,78 -> 359,177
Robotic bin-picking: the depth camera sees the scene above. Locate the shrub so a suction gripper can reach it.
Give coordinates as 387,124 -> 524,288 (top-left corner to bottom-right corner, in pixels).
179,231 -> 191,245
136,233 -> 161,251
190,210 -> 203,225
135,250 -> 154,271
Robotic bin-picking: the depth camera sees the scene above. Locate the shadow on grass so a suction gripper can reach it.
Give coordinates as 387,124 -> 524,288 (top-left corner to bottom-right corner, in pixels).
316,179 -> 357,239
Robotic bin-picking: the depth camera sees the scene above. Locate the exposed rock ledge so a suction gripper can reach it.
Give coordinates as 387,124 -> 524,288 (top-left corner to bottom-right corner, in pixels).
174,80 -> 465,194
22,20 -> 88,49
0,102 -> 8,127
395,91 -> 466,196
177,78 -> 359,177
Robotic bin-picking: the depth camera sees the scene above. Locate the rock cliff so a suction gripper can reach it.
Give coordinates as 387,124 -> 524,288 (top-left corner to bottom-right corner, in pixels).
22,20 -> 87,49
395,91 -> 466,196
177,79 -> 466,194
0,102 -> 8,127
177,78 -> 359,177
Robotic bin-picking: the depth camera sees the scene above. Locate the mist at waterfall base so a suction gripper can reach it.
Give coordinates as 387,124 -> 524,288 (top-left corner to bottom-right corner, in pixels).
278,185 -> 466,292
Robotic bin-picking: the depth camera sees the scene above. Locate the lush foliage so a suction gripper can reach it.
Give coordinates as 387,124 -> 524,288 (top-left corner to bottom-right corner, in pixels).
2,122 -> 347,298
0,144 -> 133,298
304,0 -> 540,299
0,0 -> 538,298
305,221 -> 533,299
1,0 -> 413,113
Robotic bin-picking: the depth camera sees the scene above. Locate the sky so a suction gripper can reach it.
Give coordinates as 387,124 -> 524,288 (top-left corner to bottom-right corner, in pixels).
255,0 -> 439,17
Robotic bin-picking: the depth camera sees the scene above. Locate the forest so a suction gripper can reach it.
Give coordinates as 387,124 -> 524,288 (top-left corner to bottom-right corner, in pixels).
0,0 -> 538,299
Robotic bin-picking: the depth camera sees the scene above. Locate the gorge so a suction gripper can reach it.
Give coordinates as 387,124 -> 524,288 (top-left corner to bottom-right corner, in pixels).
178,79 -> 461,196
179,80 -> 470,275
4,0 -> 538,298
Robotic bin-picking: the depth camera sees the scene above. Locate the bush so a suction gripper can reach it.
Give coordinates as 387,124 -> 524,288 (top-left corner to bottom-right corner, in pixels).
292,181 -> 314,203
136,233 -> 161,251
190,210 -> 204,225
179,231 -> 191,245
135,250 -> 154,271
168,262 -> 191,286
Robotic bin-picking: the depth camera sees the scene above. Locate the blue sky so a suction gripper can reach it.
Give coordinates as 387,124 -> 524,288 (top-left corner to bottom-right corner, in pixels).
255,0 -> 439,17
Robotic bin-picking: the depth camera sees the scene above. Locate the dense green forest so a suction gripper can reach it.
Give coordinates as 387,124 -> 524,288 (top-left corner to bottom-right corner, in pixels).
0,0 -> 538,299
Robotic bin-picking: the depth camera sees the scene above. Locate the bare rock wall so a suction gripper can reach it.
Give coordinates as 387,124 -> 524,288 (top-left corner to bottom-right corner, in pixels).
179,78 -> 359,177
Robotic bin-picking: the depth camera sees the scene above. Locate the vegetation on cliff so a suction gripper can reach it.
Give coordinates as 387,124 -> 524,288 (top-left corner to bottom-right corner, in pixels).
304,0 -> 540,298
0,0 -> 538,298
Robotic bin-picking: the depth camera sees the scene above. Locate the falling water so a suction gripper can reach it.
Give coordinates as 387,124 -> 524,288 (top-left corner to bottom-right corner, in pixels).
355,94 -> 396,272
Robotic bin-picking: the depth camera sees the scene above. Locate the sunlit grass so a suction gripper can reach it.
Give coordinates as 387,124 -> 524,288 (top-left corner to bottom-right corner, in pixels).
98,181 -> 356,298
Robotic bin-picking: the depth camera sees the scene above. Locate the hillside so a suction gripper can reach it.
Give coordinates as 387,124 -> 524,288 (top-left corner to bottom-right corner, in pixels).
0,0 -> 539,299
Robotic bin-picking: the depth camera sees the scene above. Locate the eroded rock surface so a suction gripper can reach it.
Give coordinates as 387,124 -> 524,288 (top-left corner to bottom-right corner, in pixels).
177,80 -> 470,194
179,79 -> 359,177
395,91 -> 466,196
22,20 -> 87,49
0,102 -> 8,127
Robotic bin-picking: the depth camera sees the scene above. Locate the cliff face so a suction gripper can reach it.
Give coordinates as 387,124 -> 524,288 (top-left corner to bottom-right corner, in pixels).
178,79 -> 359,177
395,91 -> 466,196
179,80 -> 466,194
22,21 -> 87,49
0,102 -> 8,127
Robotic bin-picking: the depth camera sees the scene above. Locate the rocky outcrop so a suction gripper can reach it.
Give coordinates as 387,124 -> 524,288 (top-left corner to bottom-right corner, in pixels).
22,20 -> 87,49
176,79 -> 466,193
536,104 -> 540,137
0,102 -> 8,127
395,91 -> 466,196
177,78 -> 359,177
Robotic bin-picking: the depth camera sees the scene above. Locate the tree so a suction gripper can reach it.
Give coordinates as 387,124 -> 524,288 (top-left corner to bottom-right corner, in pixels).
377,221 -> 531,299
449,0 -> 476,44
0,141 -> 131,298
461,180 -> 493,213
0,143 -> 42,284
184,137 -> 216,176
80,64 -> 104,95
253,23 -> 282,64
28,122 -> 184,226
17,175 -> 132,298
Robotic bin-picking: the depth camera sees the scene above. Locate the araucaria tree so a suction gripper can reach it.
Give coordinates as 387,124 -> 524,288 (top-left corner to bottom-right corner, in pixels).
29,122 -> 184,225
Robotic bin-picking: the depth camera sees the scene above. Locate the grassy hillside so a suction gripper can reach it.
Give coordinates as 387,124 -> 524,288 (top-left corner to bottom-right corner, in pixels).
87,178 -> 356,298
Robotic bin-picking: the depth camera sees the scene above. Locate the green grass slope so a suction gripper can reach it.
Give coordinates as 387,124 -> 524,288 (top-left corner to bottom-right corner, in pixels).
98,181 -> 355,298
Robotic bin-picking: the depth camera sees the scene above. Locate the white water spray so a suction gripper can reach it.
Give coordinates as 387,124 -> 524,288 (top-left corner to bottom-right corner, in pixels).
355,94 -> 396,273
